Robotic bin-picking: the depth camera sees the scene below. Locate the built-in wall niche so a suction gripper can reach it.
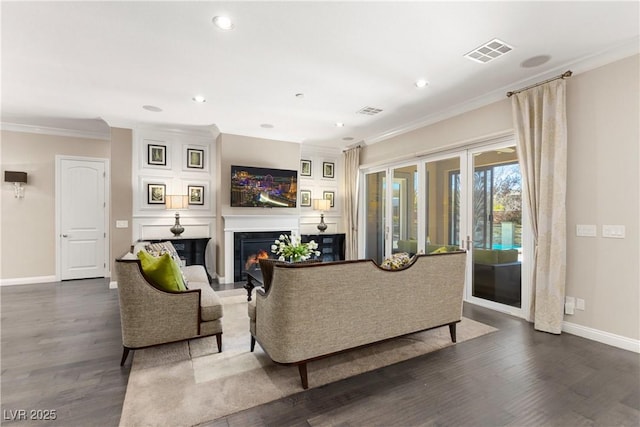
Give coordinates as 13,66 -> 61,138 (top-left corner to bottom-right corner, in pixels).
132,129 -> 217,249
299,145 -> 342,234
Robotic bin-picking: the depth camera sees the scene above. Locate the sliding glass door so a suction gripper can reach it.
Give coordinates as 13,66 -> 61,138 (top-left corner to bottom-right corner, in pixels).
392,165 -> 418,256
466,144 -> 525,312
363,165 -> 419,263
425,155 -> 463,252
364,170 -> 386,264
362,138 -> 529,318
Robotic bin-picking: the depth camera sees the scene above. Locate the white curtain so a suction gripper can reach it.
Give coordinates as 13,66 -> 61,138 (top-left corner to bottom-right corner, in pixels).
511,79 -> 567,334
342,146 -> 361,259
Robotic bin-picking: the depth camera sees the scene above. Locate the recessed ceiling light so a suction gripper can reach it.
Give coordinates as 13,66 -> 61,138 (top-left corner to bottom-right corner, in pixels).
212,16 -> 234,30
415,79 -> 429,88
260,123 -> 274,129
192,95 -> 206,103
142,105 -> 163,112
335,122 -> 345,127
342,137 -> 355,141
295,93 -> 305,98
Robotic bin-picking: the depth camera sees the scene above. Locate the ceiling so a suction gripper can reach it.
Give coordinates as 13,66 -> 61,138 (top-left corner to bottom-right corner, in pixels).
2,1 -> 639,148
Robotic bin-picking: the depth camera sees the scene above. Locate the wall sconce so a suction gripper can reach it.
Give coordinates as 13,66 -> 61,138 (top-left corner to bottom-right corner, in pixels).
312,199 -> 331,232
165,195 -> 189,237
4,171 -> 28,198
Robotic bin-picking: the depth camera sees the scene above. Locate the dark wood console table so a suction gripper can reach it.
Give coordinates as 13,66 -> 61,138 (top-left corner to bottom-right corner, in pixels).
145,237 -> 212,283
301,233 -> 345,261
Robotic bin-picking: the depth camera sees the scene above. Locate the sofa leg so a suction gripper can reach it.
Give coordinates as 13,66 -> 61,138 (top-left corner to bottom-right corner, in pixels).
449,323 -> 457,343
216,333 -> 222,353
298,363 -> 309,389
250,336 -> 256,352
120,347 -> 130,366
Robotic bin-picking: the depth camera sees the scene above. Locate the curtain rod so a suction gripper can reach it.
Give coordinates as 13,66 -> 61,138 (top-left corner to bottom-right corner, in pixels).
506,70 -> 572,97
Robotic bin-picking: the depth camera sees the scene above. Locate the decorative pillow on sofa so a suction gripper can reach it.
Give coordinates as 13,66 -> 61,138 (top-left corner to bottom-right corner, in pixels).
144,241 -> 189,287
145,241 -> 181,264
137,250 -> 187,292
380,252 -> 413,270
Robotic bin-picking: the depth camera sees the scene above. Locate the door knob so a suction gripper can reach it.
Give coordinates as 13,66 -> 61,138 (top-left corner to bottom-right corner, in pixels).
62,234 -> 68,238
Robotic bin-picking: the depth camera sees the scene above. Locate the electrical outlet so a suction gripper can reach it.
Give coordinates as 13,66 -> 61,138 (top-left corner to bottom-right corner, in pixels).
564,296 -> 575,315
576,298 -> 585,311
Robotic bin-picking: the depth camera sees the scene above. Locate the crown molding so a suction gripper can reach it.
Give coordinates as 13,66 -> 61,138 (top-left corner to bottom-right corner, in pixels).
0,121 -> 111,140
106,117 -> 220,140
365,36 -> 640,146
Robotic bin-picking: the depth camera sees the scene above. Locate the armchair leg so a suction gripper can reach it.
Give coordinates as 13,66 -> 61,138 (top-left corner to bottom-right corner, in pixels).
449,323 -> 457,343
298,363 -> 309,389
216,333 -> 222,353
250,336 -> 256,352
120,347 -> 130,366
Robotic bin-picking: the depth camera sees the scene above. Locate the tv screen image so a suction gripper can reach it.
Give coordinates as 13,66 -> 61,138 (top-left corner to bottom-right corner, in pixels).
231,165 -> 298,208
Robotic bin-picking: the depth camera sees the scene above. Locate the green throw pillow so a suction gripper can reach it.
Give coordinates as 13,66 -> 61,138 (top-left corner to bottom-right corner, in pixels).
429,246 -> 448,254
137,251 -> 186,292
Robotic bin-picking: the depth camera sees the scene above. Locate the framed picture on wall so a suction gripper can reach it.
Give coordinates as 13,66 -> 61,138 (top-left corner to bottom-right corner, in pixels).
187,148 -> 204,169
323,190 -> 335,208
322,161 -> 335,179
300,159 -> 312,177
188,185 -> 205,205
300,190 -> 311,207
147,184 -> 166,204
148,144 -> 166,166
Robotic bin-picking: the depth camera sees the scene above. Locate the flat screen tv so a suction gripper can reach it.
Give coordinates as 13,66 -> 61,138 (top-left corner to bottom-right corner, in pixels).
231,165 -> 298,208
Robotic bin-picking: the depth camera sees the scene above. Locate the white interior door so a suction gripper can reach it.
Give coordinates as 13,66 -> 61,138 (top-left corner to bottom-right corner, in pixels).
59,157 -> 107,280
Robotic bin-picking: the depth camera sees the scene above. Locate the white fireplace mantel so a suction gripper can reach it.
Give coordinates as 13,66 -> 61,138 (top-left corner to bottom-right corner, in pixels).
222,214 -> 300,284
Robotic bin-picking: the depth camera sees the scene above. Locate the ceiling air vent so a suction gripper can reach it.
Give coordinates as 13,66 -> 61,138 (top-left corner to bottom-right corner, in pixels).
464,38 -> 513,64
357,106 -> 383,115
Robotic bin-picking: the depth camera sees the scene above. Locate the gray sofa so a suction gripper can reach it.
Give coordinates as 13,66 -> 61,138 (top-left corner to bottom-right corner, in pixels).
115,243 -> 223,365
248,251 -> 467,389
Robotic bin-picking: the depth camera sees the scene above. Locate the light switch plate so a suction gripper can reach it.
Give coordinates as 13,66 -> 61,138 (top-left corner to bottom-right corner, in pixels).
602,225 -> 625,239
116,220 -> 129,229
576,224 -> 596,237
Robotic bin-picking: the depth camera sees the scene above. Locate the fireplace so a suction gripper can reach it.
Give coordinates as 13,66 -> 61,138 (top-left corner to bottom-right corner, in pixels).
223,214 -> 300,284
233,231 -> 288,282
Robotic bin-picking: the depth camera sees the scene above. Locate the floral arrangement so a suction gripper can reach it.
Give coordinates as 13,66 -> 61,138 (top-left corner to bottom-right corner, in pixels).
271,234 -> 320,262
380,252 -> 412,270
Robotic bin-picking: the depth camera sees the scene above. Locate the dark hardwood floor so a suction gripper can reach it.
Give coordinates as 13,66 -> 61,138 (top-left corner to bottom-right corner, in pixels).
1,278 -> 638,427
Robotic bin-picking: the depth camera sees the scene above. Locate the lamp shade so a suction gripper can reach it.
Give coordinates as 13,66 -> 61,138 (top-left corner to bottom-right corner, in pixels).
165,195 -> 188,210
312,199 -> 331,211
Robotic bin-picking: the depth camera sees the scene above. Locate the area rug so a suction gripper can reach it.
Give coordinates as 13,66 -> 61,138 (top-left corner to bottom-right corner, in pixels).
119,289 -> 497,427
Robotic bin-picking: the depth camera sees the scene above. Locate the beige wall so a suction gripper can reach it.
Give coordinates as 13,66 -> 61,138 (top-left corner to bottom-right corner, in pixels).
565,54 -> 639,340
1,131 -> 110,279
109,127 -> 133,280
361,54 -> 640,341
216,133 -> 301,277
361,99 -> 513,167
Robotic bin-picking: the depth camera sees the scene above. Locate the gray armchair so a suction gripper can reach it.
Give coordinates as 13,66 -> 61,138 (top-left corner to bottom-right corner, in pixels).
115,258 -> 223,365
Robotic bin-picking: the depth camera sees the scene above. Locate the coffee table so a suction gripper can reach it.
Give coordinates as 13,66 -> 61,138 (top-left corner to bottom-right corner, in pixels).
244,269 -> 263,301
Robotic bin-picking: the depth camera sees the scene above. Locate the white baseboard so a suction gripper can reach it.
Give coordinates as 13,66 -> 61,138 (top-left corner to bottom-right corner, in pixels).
563,320 -> 640,353
0,276 -> 57,286
109,281 -> 118,289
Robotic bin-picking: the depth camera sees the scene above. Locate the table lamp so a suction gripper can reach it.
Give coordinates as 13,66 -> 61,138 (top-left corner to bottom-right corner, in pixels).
312,199 -> 331,232
166,195 -> 189,236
